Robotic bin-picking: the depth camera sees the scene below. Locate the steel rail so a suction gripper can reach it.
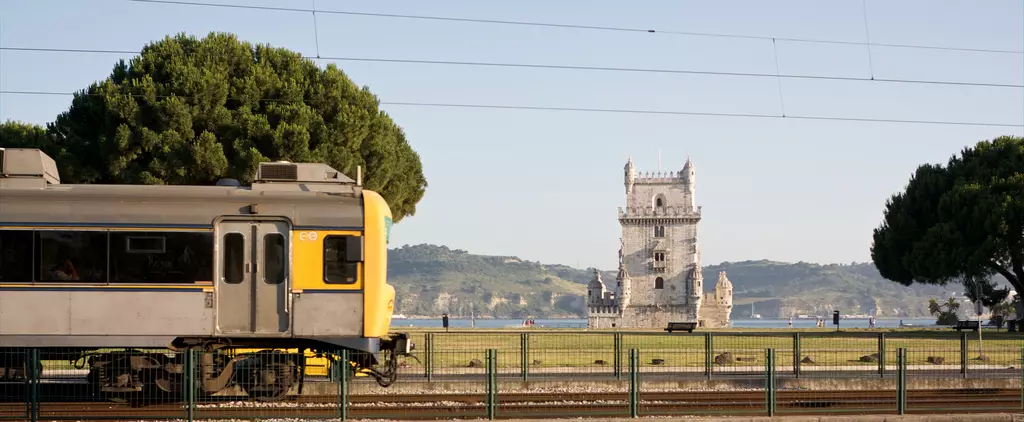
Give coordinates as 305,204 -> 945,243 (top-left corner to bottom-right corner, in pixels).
0,388 -> 1018,420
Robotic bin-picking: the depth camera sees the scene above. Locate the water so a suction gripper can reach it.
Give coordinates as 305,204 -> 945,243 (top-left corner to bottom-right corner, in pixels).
391,317 -> 941,329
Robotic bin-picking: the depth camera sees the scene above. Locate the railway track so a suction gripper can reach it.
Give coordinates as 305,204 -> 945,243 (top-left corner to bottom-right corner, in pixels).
0,389 -> 1019,420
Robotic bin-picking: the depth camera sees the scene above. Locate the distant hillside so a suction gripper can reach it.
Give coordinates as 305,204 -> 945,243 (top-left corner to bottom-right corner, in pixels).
387,244 -> 956,319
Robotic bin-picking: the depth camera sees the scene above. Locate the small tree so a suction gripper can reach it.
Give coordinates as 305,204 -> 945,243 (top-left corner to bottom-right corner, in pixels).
990,295 -> 1018,322
928,297 -> 961,326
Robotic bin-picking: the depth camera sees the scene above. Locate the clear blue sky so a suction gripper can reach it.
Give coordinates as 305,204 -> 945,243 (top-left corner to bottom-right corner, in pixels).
1,0 -> 1022,271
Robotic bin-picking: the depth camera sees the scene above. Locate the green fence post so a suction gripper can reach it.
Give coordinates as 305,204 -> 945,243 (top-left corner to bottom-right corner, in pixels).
486,349 -> 497,420
792,333 -> 801,379
426,332 -> 434,381
897,348 -> 906,415
28,348 -> 39,422
628,348 -> 639,418
21,350 -> 30,422
878,333 -> 886,379
184,349 -> 195,422
339,350 -> 349,421
705,333 -> 713,380
766,348 -> 776,417
520,333 -> 529,382
614,333 -> 623,380
960,332 -> 968,378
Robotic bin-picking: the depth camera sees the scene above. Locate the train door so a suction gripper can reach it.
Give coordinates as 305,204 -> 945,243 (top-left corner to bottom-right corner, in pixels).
217,219 -> 291,335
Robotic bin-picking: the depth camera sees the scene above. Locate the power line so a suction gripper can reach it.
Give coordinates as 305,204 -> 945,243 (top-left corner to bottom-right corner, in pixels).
4,46 -> 1021,90
125,0 -> 1024,55
2,89 -> 1020,128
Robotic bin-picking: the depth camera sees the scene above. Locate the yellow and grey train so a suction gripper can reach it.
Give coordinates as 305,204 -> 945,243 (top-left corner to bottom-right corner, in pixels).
0,147 -> 412,401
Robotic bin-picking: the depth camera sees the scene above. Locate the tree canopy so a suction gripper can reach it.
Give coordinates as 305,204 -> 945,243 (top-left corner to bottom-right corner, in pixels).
871,135 -> 1024,308
1,32 -> 426,222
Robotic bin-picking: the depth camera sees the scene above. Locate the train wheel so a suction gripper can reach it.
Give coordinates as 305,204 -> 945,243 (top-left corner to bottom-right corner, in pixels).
236,351 -> 297,402
88,351 -> 163,403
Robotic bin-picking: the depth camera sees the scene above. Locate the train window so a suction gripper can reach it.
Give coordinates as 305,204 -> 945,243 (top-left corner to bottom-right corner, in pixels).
0,230 -> 32,283
223,233 -> 245,284
323,235 -> 358,284
263,233 -> 286,285
36,231 -> 108,282
110,232 -> 213,283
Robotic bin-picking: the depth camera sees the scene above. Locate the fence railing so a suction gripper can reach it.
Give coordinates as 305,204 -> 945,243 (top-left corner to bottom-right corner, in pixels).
0,330 -> 1022,421
415,330 -> 1022,380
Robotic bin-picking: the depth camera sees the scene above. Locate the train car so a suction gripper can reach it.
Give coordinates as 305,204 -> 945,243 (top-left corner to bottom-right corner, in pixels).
0,148 -> 412,401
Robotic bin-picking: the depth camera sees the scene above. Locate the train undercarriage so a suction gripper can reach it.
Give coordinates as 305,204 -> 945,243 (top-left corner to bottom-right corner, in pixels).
0,333 -> 413,402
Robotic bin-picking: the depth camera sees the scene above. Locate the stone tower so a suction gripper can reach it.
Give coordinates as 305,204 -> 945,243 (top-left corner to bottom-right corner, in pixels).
586,155 -> 732,329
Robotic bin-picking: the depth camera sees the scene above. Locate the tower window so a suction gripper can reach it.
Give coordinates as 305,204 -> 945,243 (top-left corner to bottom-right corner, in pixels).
654,226 -> 665,237
654,252 -> 665,262
655,277 -> 664,289
653,194 -> 667,209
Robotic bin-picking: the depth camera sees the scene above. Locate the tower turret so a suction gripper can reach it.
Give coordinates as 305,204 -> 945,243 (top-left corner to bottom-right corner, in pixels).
587,269 -> 607,305
682,156 -> 695,209
689,235 -> 703,301
616,238 -> 631,310
624,157 -> 636,195
715,271 -> 733,306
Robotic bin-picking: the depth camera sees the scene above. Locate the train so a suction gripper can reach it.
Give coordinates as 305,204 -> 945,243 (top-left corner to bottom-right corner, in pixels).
0,147 -> 413,401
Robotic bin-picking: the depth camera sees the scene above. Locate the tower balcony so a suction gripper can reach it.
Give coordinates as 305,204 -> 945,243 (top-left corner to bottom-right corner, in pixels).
618,205 -> 701,220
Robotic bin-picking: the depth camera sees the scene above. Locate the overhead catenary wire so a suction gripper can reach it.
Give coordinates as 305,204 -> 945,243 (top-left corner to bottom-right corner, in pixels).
2,89 -> 1020,128
125,0 -> 1024,56
3,46 -> 1021,90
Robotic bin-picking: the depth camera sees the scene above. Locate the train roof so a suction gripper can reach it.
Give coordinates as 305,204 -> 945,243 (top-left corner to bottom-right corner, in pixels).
0,148 -> 366,229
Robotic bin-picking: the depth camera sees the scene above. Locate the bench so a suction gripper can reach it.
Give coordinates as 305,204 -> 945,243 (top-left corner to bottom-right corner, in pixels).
664,321 -> 698,333
953,320 -> 980,331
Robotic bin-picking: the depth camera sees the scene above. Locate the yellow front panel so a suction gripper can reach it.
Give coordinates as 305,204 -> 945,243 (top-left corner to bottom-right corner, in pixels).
291,230 -> 362,291
361,190 -> 395,338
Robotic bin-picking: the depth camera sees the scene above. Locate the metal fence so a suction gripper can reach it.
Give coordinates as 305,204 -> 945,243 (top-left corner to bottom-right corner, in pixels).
1,330 -> 1022,420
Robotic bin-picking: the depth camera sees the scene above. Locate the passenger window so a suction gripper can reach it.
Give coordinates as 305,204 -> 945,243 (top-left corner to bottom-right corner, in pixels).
0,230 -> 32,283
36,231 -> 108,282
323,235 -> 358,284
110,232 -> 213,283
223,233 -> 244,284
263,233 -> 286,285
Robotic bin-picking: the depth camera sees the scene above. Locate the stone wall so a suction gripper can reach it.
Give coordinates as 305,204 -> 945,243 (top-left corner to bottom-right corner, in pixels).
588,314 -> 622,329
618,305 -> 697,329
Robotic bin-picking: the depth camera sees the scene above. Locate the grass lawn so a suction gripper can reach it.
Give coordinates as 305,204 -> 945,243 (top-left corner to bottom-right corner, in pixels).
397,327 -> 1024,369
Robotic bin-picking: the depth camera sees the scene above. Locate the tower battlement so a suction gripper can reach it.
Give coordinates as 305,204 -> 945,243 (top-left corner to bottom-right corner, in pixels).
618,206 -> 702,219
587,305 -> 621,316
631,171 -> 691,183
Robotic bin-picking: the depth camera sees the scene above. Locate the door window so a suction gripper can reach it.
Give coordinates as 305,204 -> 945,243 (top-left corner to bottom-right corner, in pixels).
263,233 -> 286,285
223,232 -> 244,284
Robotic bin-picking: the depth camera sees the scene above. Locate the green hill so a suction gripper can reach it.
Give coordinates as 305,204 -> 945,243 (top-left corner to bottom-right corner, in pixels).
387,244 -> 954,319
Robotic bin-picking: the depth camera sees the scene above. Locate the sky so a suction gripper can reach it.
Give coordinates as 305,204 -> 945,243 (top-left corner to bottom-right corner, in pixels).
1,0 -> 1022,271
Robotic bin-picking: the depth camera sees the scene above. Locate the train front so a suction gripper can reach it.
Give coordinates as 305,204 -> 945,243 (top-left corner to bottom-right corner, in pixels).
360,189 -> 413,386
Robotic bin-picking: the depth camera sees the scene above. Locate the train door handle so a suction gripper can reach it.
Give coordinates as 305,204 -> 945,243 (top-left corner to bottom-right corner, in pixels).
245,263 -> 250,273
